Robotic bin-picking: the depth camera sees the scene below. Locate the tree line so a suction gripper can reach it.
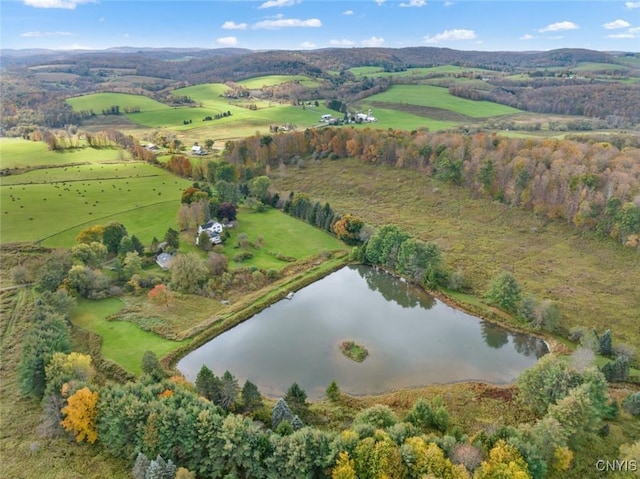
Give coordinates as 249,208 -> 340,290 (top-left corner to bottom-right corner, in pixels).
226,129 -> 640,247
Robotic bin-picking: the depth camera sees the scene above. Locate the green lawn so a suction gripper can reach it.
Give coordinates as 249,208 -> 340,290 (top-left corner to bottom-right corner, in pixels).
0,138 -> 124,169
222,207 -> 346,270
72,297 -> 187,375
0,162 -> 192,245
363,85 -> 521,118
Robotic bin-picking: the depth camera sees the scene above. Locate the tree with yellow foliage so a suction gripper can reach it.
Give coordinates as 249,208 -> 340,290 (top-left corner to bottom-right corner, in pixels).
332,451 -> 357,479
61,387 -> 99,444
474,439 -> 532,479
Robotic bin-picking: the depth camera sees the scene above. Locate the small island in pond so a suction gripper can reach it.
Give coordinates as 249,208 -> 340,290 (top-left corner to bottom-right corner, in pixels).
340,340 -> 369,362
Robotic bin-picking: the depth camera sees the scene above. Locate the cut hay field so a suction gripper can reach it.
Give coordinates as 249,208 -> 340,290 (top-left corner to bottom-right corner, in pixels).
272,157 -> 640,351
0,160 -> 192,246
360,85 -> 521,118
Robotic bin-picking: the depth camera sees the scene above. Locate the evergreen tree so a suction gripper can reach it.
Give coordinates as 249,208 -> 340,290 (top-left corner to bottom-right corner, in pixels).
241,380 -> 263,412
485,271 -> 522,313
291,415 -> 304,431
598,329 -> 613,357
195,365 -> 221,402
272,398 -> 294,429
141,351 -> 165,381
218,370 -> 239,411
326,380 -> 341,402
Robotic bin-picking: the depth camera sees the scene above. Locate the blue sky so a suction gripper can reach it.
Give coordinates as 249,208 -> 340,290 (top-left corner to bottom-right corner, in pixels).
1,0 -> 639,52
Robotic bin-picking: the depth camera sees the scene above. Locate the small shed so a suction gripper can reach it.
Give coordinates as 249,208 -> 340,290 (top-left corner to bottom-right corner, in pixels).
156,253 -> 173,270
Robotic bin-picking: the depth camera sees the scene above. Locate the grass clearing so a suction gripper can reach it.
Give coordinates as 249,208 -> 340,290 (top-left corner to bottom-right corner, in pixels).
66,92 -> 170,113
237,75 -> 321,88
221,207 -> 346,270
272,157 -> 640,351
72,297 -> 188,375
361,85 -> 521,118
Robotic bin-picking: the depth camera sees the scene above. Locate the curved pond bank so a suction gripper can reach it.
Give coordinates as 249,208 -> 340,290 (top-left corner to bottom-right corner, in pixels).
178,265 -> 548,399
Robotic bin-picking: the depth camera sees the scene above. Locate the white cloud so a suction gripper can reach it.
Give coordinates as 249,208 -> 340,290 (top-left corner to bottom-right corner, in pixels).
602,19 -> 631,29
361,36 -> 385,47
519,34 -> 535,40
607,33 -> 636,38
424,29 -> 476,43
299,41 -> 316,49
123,33 -> 130,38
330,39 -> 355,46
222,21 -> 247,30
23,0 -> 94,9
630,26 -> 640,34
400,0 -> 426,7
20,31 -> 73,37
625,1 -> 640,8
216,36 -> 238,46
374,0 -> 386,5
343,9 -> 354,15
253,18 -> 321,29
258,0 -> 299,8
538,21 -> 579,33
443,1 -> 453,5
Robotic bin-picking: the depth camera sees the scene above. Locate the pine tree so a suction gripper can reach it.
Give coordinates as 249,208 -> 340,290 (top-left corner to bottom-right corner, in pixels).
271,398 -> 294,429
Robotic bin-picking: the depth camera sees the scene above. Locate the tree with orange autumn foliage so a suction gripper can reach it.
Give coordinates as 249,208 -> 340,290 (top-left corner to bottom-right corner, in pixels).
332,214 -> 364,245
61,387 -> 99,444
148,284 -> 173,308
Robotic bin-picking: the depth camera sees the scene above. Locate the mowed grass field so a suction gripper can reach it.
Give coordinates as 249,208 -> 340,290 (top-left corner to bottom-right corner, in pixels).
0,143 -> 192,246
272,158 -> 640,351
221,207 -> 346,270
361,85 -> 521,118
72,298 -> 188,375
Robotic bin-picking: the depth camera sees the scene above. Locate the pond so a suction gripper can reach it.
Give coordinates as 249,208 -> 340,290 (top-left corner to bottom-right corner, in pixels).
178,265 -> 548,399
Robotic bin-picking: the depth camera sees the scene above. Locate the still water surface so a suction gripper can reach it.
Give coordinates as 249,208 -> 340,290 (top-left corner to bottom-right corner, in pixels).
178,265 -> 547,399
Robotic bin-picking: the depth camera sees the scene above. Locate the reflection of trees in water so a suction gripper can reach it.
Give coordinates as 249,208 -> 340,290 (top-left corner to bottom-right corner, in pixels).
480,322 -> 509,349
512,333 -> 548,358
355,265 -> 435,310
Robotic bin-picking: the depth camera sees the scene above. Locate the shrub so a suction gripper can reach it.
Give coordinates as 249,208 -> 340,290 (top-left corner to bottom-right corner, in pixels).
233,252 -> 253,262
353,404 -> 397,429
622,392 -> 640,416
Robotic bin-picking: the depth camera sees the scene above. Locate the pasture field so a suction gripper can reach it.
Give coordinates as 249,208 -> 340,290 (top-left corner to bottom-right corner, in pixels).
66,92 -> 170,113
350,65 -> 496,78
349,106 -> 458,131
272,157 -> 640,352
221,207 -> 346,270
72,298 -> 188,374
0,138 -> 124,169
0,161 -> 192,246
361,85 -> 521,118
237,74 -> 321,88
